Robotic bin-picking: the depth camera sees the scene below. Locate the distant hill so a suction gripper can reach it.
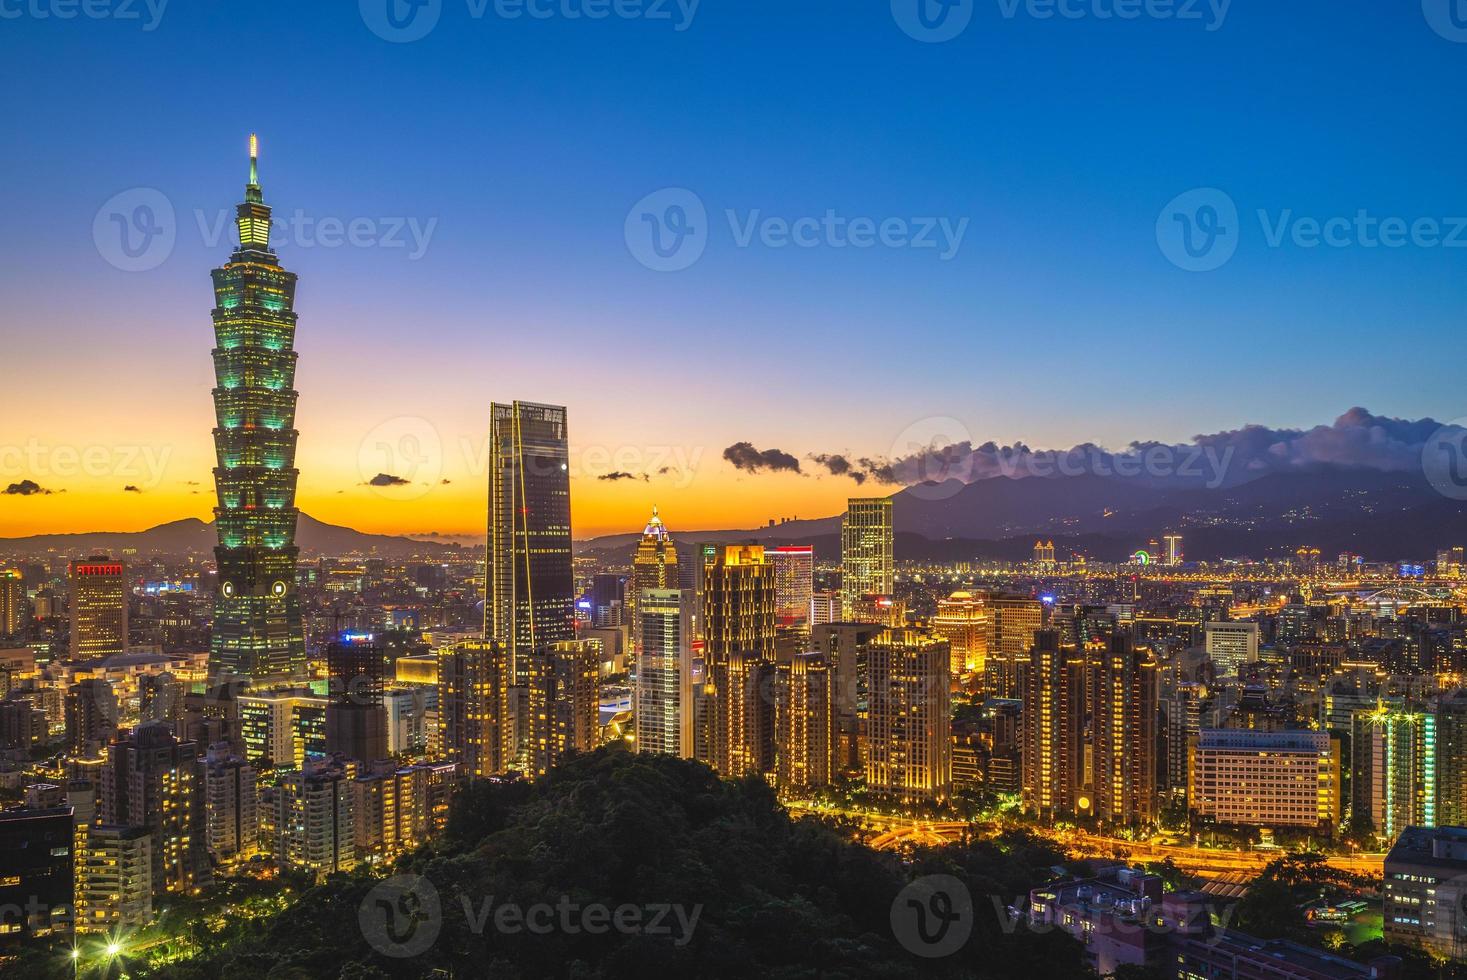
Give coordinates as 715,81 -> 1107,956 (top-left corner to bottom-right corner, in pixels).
0,514 -> 460,558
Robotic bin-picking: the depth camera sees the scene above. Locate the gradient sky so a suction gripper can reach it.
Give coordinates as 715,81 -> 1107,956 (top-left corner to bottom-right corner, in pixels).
3,1 -> 1466,540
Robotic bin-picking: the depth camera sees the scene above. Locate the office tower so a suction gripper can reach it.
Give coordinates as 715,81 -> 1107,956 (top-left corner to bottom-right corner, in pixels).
1384,826 -> 1467,959
984,593 -> 1045,699
68,557 -> 128,660
75,825 -> 152,933
1033,540 -> 1055,568
486,401 -> 575,679
1163,534 -> 1183,566
810,589 -> 840,629
1437,690 -> 1467,826
139,672 -> 184,729
527,640 -> 599,777
591,573 -> 626,628
866,628 -> 950,800
324,634 -> 388,764
703,546 -> 777,776
0,569 -> 23,637
840,497 -> 893,620
769,545 -> 814,651
1188,729 -> 1341,830
635,588 -> 694,758
353,760 -> 456,864
66,678 -> 119,754
100,722 -> 210,896
238,689 -> 328,768
932,591 -> 988,676
437,640 -> 511,777
1203,621 -> 1259,677
1089,634 -> 1158,825
1161,682 -> 1205,795
773,652 -> 833,793
275,757 -> 356,882
1020,629 -> 1087,817
812,622 -> 880,772
384,686 -> 434,756
1352,706 -> 1436,840
0,803 -> 74,942
629,506 -> 678,653
208,137 -> 307,686
203,745 -> 259,864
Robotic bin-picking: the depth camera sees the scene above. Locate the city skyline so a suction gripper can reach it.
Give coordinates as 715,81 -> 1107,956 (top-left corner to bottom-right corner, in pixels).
6,2 -> 1467,540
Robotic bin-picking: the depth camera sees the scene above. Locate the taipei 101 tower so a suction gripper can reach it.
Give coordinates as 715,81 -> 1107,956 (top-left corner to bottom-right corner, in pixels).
207,135 -> 306,686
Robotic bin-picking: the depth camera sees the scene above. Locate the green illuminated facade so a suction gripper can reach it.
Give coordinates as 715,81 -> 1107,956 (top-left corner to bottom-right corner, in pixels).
208,137 -> 306,685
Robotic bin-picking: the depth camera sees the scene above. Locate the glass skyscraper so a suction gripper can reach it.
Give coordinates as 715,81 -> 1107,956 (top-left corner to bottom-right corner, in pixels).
208,136 -> 306,685
486,401 -> 575,677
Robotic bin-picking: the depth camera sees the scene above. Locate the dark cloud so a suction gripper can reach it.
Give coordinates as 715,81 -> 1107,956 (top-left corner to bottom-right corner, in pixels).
3,480 -> 54,496
598,471 -> 649,482
809,453 -> 867,485
440,478 -> 452,485
723,442 -> 801,475
123,485 -> 142,493
366,473 -> 411,487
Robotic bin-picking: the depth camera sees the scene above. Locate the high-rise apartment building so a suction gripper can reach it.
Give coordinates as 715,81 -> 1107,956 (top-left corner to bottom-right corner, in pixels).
66,679 -> 119,754
629,507 -> 678,654
324,634 -> 388,764
932,591 -> 988,676
1188,728 -> 1341,830
773,652 -> 833,793
100,722 -> 210,896
1437,690 -> 1467,827
203,745 -> 259,865
527,639 -> 599,777
866,628 -> 951,800
813,622 -> 882,773
983,592 -> 1045,699
0,569 -> 24,637
1020,629 -> 1088,817
238,689 -> 328,769
69,558 -> 128,661
274,757 -> 355,882
208,137 -> 307,686
486,401 -> 575,679
1352,705 -> 1436,840
703,546 -> 776,777
1089,634 -> 1159,825
840,497 -> 893,620
635,588 -> 694,758
75,824 -> 152,933
436,640 -> 510,777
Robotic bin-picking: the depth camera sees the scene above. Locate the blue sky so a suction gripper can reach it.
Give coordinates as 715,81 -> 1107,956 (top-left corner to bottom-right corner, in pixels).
3,0 -> 1466,535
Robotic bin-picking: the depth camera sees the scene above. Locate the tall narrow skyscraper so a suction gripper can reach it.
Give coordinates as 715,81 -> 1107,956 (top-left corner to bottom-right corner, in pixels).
636,588 -> 694,758
209,135 -> 306,685
840,497 -> 893,620
769,545 -> 814,652
486,401 -> 575,677
629,506 -> 678,654
69,558 -> 128,661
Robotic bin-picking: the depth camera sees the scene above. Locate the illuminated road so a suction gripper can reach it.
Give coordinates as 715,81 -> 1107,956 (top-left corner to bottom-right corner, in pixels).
786,803 -> 1385,879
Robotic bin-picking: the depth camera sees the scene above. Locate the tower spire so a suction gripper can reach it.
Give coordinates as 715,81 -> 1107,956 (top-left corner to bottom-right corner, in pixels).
248,133 -> 259,187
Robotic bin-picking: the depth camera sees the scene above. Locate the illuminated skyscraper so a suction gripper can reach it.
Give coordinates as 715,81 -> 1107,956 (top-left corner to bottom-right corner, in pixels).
1437,690 -> 1467,827
703,545 -> 776,776
773,652 -> 832,793
1020,629 -> 1087,817
1352,705 -> 1436,840
1203,621 -> 1259,677
1163,534 -> 1183,566
1089,634 -> 1158,825
486,401 -> 574,678
526,639 -> 599,777
69,558 -> 128,661
209,135 -> 307,685
866,628 -> 950,800
840,497 -> 893,620
769,545 -> 814,650
635,588 -> 694,758
0,569 -> 23,637
982,592 -> 1045,699
101,722 -> 210,897
437,640 -> 511,777
629,506 -> 678,654
932,591 -> 988,676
